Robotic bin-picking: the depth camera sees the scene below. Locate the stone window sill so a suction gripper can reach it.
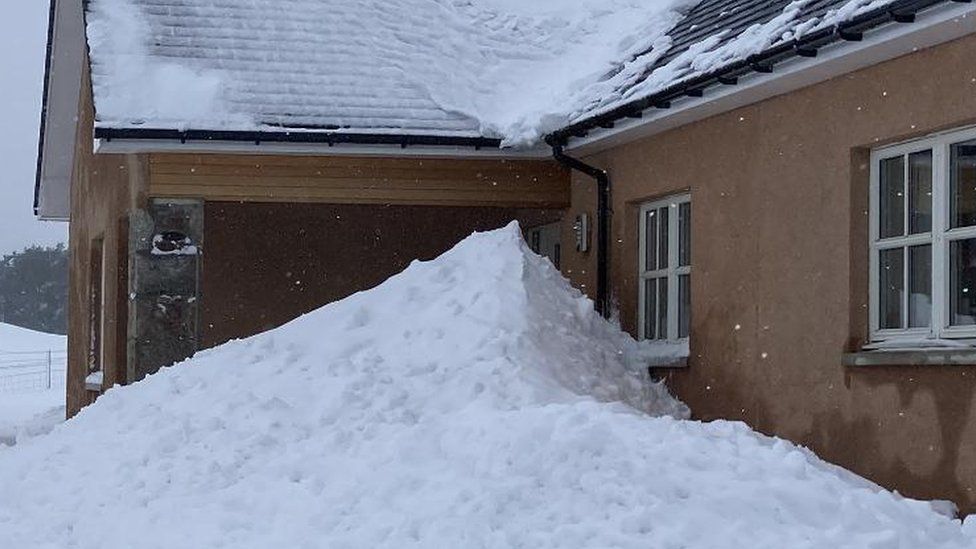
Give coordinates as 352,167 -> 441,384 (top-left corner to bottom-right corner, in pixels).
843,349 -> 976,367
84,371 -> 104,393
647,356 -> 689,369
639,341 -> 690,370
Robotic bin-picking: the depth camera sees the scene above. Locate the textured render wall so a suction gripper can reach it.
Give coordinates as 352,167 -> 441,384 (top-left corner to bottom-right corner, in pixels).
66,61 -> 149,417
560,33 -> 976,511
200,202 -> 560,349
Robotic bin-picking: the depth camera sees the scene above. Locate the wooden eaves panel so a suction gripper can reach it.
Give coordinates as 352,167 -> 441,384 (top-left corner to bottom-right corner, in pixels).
148,153 -> 571,208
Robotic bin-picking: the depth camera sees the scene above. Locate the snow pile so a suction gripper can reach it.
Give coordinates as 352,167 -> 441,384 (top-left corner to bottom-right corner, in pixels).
0,392 -> 64,447
1,225 -> 974,548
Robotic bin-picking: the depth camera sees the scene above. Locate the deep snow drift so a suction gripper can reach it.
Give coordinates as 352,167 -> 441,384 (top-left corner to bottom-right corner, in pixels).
1,225 -> 974,548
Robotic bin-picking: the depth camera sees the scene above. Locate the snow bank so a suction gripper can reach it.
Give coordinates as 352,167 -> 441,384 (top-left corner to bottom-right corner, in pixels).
0,322 -> 65,353
1,225 -> 974,548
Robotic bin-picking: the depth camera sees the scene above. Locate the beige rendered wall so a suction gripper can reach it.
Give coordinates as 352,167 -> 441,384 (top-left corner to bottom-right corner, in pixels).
561,33 -> 976,511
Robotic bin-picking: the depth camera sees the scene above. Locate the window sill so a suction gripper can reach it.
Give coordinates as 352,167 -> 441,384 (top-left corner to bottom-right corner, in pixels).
843,348 -> 976,367
638,341 -> 690,369
647,356 -> 689,369
84,371 -> 104,393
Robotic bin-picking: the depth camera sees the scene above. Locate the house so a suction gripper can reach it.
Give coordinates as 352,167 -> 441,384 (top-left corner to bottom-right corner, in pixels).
34,0 -> 976,512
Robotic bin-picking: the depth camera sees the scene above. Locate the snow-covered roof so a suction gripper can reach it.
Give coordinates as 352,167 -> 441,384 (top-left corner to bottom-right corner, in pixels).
80,0 -> 938,147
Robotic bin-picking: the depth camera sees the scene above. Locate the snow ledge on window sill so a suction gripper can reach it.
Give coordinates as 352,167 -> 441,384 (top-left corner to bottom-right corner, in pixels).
843,348 -> 976,367
85,371 -> 104,392
633,340 -> 690,370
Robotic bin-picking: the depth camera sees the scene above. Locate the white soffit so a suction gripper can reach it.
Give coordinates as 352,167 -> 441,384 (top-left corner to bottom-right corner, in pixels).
566,2 -> 976,157
36,0 -> 84,222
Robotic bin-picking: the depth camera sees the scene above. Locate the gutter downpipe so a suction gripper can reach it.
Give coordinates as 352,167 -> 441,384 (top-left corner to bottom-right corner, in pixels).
549,142 -> 612,319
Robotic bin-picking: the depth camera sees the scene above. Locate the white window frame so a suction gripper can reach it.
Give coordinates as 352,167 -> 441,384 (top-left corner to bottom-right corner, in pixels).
638,193 -> 691,342
870,125 -> 976,342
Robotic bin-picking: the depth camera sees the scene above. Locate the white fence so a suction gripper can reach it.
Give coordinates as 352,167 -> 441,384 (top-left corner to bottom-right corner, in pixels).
0,350 -> 68,394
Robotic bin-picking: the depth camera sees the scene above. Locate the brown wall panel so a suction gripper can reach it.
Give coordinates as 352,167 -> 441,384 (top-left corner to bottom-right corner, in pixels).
201,202 -> 560,349
149,154 -> 569,208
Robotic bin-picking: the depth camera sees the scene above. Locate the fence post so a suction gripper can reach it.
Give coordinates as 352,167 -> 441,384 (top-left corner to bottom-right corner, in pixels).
47,350 -> 52,389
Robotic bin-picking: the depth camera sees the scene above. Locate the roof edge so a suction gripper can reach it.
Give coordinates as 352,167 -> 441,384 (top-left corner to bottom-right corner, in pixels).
93,127 -> 504,150
33,0 -> 59,216
93,128 -> 555,159
546,0 -> 961,147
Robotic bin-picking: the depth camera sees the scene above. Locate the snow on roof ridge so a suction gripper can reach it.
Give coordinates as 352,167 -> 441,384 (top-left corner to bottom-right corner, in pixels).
85,0 -> 900,146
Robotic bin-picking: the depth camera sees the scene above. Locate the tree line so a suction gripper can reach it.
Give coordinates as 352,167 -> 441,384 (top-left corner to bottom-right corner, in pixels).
0,244 -> 67,335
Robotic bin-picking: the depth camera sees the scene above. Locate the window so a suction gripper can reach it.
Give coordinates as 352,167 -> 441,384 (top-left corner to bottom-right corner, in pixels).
871,127 -> 976,341
639,194 -> 691,341
527,222 -> 562,270
88,238 -> 105,378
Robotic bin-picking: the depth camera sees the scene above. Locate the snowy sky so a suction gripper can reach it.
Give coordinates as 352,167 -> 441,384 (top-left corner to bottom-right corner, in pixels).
0,0 -> 67,256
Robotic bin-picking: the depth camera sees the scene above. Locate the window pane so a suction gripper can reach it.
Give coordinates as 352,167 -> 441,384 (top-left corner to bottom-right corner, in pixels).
909,150 -> 932,234
879,248 -> 904,329
951,239 -> 976,326
879,156 -> 905,238
951,140 -> 976,228
908,244 -> 931,328
644,210 -> 658,271
657,277 -> 668,340
658,207 -> 669,269
643,278 -> 657,339
678,274 -> 691,339
678,202 -> 691,267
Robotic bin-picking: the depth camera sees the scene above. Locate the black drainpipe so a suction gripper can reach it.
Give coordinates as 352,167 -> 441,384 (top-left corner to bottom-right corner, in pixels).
549,142 -> 612,319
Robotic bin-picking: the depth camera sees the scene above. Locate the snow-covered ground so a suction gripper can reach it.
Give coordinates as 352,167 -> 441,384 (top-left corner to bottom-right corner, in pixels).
1,225 -> 974,547
0,322 -> 67,354
0,323 -> 66,447
0,391 -> 64,448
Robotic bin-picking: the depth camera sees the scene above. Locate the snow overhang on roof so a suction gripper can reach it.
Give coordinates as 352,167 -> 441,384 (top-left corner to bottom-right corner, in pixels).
551,0 -> 976,153
82,0 -> 692,148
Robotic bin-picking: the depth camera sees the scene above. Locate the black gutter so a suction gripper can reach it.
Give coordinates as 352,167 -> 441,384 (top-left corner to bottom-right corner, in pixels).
548,0 -> 960,144
93,127 -> 503,150
549,142 -> 612,319
33,0 -> 59,216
